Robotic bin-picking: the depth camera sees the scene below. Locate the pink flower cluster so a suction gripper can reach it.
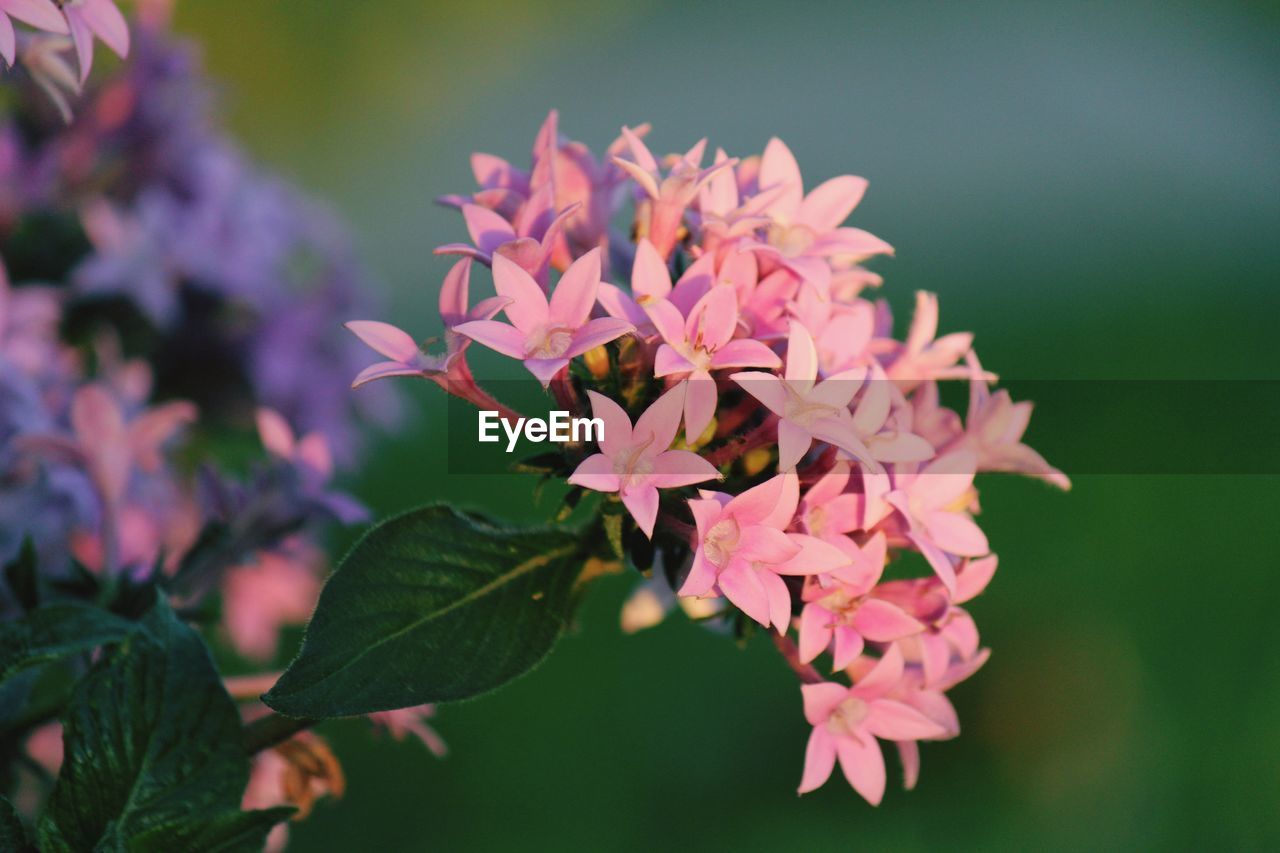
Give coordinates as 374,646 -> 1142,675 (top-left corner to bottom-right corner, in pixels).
350,112 -> 1068,803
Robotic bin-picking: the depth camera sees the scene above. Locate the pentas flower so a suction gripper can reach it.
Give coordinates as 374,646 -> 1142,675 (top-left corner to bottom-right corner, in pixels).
0,0 -> 66,66
787,282 -> 875,375
454,249 -> 632,386
732,321 -> 876,471
646,282 -> 780,440
798,645 -> 949,802
847,368 -> 936,465
884,451 -> 989,594
882,291 -> 986,387
797,533 -> 924,670
568,383 -> 719,537
368,705 -> 448,758
346,258 -> 508,388
679,473 -> 851,631
596,238 -> 714,333
612,130 -> 735,261
222,543 -> 322,662
435,187 -> 580,289
749,138 -> 893,295
60,0 -> 129,83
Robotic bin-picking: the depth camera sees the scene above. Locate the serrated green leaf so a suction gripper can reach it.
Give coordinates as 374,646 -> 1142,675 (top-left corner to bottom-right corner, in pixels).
0,603 -> 134,685
36,599 -> 257,852
264,505 -> 586,717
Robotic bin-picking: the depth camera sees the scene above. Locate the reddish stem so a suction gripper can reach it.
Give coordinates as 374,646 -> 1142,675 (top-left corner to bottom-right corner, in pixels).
772,632 -> 825,684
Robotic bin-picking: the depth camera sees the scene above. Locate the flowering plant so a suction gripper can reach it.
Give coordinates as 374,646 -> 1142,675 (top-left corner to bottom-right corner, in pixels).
324,109 -> 1068,805
0,2 -> 1068,848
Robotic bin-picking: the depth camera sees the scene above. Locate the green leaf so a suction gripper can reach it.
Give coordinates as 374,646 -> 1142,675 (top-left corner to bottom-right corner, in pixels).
0,796 -> 35,852
36,598 -> 267,851
132,807 -> 296,853
3,538 -> 39,613
0,603 -> 134,685
264,505 -> 586,717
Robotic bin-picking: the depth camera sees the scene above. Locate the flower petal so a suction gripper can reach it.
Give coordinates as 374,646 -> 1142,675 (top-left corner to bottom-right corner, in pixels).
452,320 -> 527,360
491,253 -> 549,331
584,390 -> 633,455
798,727 -> 838,794
549,247 -> 602,326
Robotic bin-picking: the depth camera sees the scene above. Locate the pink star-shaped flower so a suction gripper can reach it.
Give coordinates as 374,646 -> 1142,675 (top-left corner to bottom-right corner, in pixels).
454,248 -> 633,386
567,382 -> 720,537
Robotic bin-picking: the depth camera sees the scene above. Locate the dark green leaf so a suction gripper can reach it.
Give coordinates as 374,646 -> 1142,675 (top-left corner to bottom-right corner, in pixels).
3,539 -> 39,613
36,599 -> 256,851
264,505 -> 585,717
0,795 -> 35,852
0,603 -> 134,685
132,807 -> 295,853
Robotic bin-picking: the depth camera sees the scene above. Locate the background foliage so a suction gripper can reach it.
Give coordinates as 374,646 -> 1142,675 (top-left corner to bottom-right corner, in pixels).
178,0 -> 1279,849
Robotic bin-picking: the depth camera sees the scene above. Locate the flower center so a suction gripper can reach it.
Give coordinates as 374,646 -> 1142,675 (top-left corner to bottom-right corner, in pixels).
826,696 -> 869,738
769,223 -> 816,258
613,433 -> 657,490
528,325 -> 574,359
703,517 -> 741,567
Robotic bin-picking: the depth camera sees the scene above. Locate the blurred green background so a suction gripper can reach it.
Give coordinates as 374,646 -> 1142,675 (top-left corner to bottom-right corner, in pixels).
177,1 -> 1278,849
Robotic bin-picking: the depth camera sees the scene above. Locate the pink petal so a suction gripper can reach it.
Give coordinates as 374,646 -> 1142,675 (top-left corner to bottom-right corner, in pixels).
920,511 -> 989,557
852,643 -> 905,700
798,603 -> 834,664
255,409 -> 295,458
866,699 -> 949,741
0,17 -> 13,68
785,321 -> 819,385
568,453 -> 623,494
760,569 -> 793,632
654,343 -> 696,377
452,320 -> 527,359
914,450 -> 978,508
620,485 -> 660,538
682,371 -> 717,440
710,339 -> 782,370
633,381 -> 685,450
631,238 -> 673,300
731,372 -> 787,418
798,175 -> 868,232
296,433 -> 333,479
809,370 -> 863,410
777,419 -> 813,472
549,247 -> 601,326
832,628 -> 866,671
835,735 -> 887,806
811,227 -> 894,260
79,0 -> 128,57
584,390 -> 634,455
649,450 -> 720,489
490,253 -> 549,331
801,681 -> 850,725
726,473 -> 790,527
566,317 -> 633,358
462,204 -> 516,255
66,12 -> 96,84
898,741 -> 921,791
345,320 -> 420,363
759,137 -> 803,223
596,283 -> 648,327
774,534 -> 853,576
352,362 -> 429,388
437,258 -> 472,327
908,532 -> 958,595
4,0 -> 69,33
679,548 -> 718,596
686,285 -> 738,351
717,560 -> 771,626
643,300 -> 688,349
612,155 -> 659,200
523,357 -> 569,386
954,554 -> 998,604
852,600 -> 923,643
798,727 -> 839,794
738,525 -> 801,564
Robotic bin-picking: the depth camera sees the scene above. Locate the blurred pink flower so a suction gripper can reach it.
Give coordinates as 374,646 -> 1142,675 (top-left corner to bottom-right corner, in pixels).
368,705 -> 448,758
223,544 -> 322,661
